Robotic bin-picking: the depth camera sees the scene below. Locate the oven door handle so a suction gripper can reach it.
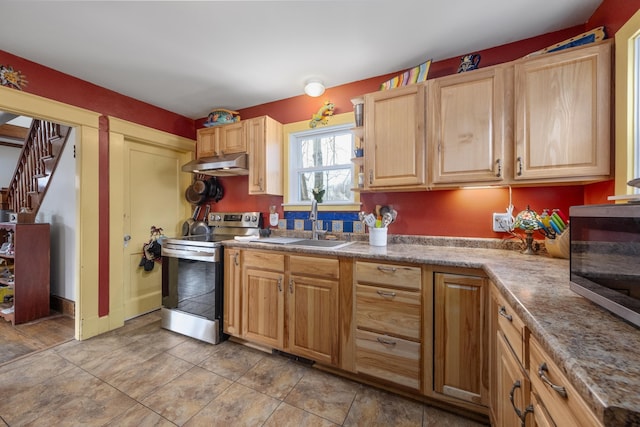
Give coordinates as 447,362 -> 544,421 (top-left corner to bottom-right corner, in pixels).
161,247 -> 219,261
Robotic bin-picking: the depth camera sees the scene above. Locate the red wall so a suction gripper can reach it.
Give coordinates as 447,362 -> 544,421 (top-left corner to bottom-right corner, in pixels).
0,50 -> 195,140
1,0 -> 633,239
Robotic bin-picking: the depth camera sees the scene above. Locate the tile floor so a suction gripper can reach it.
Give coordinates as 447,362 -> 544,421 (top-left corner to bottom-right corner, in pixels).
0,311 -> 488,426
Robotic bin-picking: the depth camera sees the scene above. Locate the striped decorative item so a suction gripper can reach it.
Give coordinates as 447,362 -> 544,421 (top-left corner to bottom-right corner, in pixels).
380,59 -> 431,90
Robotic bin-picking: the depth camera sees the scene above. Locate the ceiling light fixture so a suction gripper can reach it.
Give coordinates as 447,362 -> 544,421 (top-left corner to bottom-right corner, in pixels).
304,79 -> 325,97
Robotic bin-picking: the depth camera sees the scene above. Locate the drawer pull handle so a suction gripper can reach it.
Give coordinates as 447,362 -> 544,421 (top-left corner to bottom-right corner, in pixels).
498,306 -> 513,322
376,337 -> 397,346
377,266 -> 397,273
538,363 -> 568,398
376,290 -> 396,298
509,380 -> 534,426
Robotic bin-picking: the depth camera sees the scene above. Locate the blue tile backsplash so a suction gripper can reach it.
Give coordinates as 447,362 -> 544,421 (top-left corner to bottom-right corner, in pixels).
283,211 -> 362,233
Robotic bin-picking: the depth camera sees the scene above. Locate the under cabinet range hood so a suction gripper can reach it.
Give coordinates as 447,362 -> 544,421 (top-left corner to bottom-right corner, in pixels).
181,152 -> 249,176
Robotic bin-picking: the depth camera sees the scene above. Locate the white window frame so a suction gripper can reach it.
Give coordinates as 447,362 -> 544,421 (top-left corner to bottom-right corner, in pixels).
615,9 -> 640,196
288,123 -> 355,206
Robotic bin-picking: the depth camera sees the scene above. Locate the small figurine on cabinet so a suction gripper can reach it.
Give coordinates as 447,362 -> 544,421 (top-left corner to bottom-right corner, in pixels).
457,54 -> 481,73
204,108 -> 240,127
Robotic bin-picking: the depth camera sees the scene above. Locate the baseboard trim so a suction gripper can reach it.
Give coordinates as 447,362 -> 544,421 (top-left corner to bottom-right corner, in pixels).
50,295 -> 75,318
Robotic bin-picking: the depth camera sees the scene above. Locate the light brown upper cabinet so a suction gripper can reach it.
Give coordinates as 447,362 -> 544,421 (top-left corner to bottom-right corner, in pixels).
246,116 -> 283,195
364,84 -> 427,190
513,40 -> 612,182
427,66 -> 511,186
196,121 -> 245,158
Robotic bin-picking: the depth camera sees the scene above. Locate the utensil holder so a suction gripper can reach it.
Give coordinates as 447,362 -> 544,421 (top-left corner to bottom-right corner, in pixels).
369,227 -> 387,247
545,226 -> 569,259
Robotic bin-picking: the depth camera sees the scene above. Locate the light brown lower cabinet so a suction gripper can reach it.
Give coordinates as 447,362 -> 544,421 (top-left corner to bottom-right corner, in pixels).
490,281 -> 532,426
223,248 -> 242,336
232,249 -> 340,367
529,336 -> 603,427
433,273 -> 489,406
494,331 -> 532,427
354,261 -> 423,391
490,281 -> 603,427
241,251 -> 286,348
288,255 -> 339,366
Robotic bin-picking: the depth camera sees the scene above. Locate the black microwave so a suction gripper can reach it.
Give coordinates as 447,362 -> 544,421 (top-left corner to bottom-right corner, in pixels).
569,203 -> 640,328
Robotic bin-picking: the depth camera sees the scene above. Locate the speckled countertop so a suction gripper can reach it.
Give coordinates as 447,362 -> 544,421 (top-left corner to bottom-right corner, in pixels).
224,235 -> 640,426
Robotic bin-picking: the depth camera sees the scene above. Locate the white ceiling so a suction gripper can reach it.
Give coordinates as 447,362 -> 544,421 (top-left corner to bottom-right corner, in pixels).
0,0 -> 602,120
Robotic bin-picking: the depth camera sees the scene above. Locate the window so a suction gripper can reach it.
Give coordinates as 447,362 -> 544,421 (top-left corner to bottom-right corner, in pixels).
289,124 -> 354,204
616,9 -> 640,195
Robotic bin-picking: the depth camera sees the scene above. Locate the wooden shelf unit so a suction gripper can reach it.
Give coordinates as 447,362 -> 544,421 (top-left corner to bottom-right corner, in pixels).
0,222 -> 50,325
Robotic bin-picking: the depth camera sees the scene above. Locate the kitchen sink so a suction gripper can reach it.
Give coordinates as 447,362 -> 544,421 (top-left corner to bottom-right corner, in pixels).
256,237 -> 354,249
289,239 -> 354,249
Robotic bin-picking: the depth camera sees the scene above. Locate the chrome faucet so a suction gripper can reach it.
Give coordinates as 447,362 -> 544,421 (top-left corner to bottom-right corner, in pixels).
310,199 -> 326,240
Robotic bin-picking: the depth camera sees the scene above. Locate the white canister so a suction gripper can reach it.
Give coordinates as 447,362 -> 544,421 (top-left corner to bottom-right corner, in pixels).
369,227 -> 387,246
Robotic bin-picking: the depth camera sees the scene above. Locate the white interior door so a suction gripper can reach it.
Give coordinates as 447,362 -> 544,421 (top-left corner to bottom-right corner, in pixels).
123,140 -> 184,319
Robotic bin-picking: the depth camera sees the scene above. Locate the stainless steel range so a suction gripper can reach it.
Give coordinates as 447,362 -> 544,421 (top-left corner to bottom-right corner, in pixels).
161,211 -> 262,344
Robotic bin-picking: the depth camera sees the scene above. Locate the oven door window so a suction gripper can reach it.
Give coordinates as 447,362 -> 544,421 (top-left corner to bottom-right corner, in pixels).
163,257 -> 221,321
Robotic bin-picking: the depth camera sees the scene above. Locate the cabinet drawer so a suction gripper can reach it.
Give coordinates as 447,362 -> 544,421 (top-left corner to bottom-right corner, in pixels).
529,336 -> 602,427
356,284 -> 421,340
493,289 -> 526,366
242,251 -> 285,271
289,255 -> 338,279
355,329 -> 421,390
356,261 -> 421,290
531,392 -> 555,427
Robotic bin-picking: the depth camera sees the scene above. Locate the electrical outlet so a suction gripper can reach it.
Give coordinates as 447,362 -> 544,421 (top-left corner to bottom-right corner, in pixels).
493,213 -> 513,232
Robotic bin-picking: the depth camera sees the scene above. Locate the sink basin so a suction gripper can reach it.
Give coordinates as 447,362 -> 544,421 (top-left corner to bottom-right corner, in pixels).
289,239 -> 354,249
255,237 -> 354,249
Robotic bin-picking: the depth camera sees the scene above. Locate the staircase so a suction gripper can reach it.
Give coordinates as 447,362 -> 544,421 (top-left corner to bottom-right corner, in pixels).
5,119 -> 71,217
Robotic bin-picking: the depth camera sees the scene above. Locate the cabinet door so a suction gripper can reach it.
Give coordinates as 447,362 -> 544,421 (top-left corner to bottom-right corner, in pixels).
219,121 -> 245,155
242,268 -> 285,349
434,273 -> 488,406
514,41 -> 611,181
364,84 -> 426,189
196,127 -> 218,158
247,116 -> 283,195
428,66 -> 508,185
288,274 -> 339,366
495,332 -> 532,427
223,248 -> 241,336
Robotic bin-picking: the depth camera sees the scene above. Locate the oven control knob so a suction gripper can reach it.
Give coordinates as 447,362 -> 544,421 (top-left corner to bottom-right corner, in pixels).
251,215 -> 258,223
214,214 -> 222,221
244,215 -> 250,222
